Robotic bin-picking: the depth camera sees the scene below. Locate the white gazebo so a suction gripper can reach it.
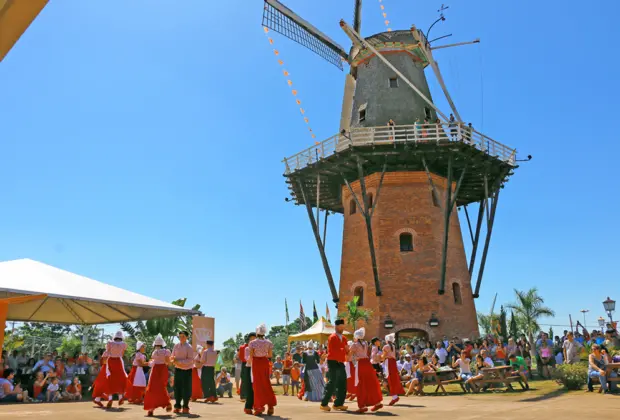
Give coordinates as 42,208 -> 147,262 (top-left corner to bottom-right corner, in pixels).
0,258 -> 200,349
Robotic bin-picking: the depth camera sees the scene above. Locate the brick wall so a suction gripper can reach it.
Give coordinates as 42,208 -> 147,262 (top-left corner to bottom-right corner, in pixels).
338,171 -> 479,341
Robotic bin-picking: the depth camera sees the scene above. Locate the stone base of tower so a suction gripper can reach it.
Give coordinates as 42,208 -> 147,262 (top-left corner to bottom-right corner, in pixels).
338,171 -> 479,343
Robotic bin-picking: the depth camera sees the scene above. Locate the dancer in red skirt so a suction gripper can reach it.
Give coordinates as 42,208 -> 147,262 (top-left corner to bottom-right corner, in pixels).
350,328 -> 383,413
144,334 -> 172,417
346,341 -> 357,401
248,324 -> 277,416
105,331 -> 128,408
92,349 -> 109,408
191,345 -> 204,402
125,341 -> 147,404
382,333 -> 404,406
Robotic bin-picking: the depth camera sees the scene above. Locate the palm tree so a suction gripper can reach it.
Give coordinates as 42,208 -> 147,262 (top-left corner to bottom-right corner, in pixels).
339,296 -> 373,330
477,312 -> 493,336
506,288 -> 555,359
121,298 -> 200,346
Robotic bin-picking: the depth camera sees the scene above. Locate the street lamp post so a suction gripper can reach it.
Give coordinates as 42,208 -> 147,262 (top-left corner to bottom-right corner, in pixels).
598,316 -> 606,330
603,297 -> 616,324
580,309 -> 589,328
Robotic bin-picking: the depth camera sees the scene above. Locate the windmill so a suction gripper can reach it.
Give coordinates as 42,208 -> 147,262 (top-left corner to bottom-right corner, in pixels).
264,0 -> 520,340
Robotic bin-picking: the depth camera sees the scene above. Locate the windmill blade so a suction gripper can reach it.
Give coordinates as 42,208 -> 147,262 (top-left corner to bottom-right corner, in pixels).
262,0 -> 348,70
353,0 -> 363,33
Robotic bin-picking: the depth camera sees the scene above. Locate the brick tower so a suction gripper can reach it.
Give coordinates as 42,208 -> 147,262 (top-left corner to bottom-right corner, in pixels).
263,0 -> 518,343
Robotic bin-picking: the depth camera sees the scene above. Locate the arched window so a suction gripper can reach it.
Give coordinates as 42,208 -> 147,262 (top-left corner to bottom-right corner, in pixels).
349,198 -> 357,215
365,193 -> 373,210
453,283 -> 462,305
354,286 -> 364,306
399,233 -> 414,252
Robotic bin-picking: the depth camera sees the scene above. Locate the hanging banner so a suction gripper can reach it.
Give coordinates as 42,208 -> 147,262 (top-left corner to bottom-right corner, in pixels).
192,316 -> 215,350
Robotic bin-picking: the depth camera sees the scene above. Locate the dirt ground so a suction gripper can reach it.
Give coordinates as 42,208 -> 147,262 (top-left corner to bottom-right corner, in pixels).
0,389 -> 618,420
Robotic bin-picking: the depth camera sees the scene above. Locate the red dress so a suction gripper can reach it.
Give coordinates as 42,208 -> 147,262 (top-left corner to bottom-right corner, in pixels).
144,349 -> 172,412
356,358 -> 383,409
249,339 -> 277,412
106,341 -> 128,395
92,358 -> 109,400
385,358 -> 404,396
191,367 -> 203,400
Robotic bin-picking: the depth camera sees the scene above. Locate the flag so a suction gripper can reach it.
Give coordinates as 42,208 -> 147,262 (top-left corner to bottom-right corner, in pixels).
299,301 -> 307,331
313,301 -> 319,323
325,303 -> 331,323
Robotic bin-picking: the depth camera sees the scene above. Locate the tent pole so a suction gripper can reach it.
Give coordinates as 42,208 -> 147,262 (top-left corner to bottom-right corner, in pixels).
0,302 -> 7,354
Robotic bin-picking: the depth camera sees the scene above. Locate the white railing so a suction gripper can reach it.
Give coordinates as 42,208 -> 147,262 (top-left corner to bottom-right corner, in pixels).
283,123 -> 517,173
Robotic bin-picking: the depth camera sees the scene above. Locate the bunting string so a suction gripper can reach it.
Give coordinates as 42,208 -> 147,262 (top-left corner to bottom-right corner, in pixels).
263,26 -> 317,141
378,0 -> 392,32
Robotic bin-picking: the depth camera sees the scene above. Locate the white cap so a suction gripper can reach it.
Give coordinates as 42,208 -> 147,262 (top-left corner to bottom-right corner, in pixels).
385,333 -> 395,343
136,341 -> 145,351
256,323 -> 268,335
347,340 -> 353,346
114,330 -> 124,340
196,345 -> 203,353
153,334 -> 165,347
306,341 -> 315,349
354,327 -> 365,340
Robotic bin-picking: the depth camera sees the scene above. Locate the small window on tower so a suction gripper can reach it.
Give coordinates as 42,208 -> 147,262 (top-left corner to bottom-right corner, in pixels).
389,77 -> 398,88
349,198 -> 357,215
453,283 -> 462,305
424,107 -> 432,120
365,193 -> 373,210
354,286 -> 364,306
399,233 -> 414,252
359,109 -> 366,122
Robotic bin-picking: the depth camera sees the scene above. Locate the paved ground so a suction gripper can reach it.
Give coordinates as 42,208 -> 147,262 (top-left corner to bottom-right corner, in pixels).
0,391 -> 618,419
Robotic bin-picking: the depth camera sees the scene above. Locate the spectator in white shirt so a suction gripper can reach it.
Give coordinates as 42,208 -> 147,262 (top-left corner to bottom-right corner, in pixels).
434,342 -> 449,366
33,354 -> 55,374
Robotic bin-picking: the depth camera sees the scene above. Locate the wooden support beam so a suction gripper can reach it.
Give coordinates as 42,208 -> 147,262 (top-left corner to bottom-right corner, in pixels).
473,186 -> 501,298
297,179 -> 340,303
468,200 -> 486,279
438,155 -> 453,295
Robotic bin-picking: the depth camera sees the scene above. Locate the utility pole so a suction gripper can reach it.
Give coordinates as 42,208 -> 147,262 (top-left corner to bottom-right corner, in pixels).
580,309 -> 589,329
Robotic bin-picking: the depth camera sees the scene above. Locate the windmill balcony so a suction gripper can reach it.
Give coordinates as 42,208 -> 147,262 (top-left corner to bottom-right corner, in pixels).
283,123 -> 516,174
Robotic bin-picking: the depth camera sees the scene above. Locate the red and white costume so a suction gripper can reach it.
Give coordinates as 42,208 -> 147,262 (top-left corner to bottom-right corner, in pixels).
383,333 -> 404,404
125,342 -> 147,403
105,331 -> 128,404
346,340 -> 358,398
144,335 -> 172,414
350,328 -> 383,412
249,324 -> 277,415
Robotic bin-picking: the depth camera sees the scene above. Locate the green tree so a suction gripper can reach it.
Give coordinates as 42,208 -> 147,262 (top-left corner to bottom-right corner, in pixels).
549,326 -> 554,340
221,333 -> 244,366
509,310 -> 519,339
477,312 -> 497,336
57,336 -> 83,356
2,329 -> 24,352
499,306 -> 508,340
339,296 -> 373,330
507,288 -> 555,359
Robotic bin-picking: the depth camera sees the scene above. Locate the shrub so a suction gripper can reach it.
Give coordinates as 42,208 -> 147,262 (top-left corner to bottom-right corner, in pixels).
553,363 -> 588,390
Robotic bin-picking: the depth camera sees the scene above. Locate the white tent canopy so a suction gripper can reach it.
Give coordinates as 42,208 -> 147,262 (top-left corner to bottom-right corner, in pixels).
0,258 -> 200,325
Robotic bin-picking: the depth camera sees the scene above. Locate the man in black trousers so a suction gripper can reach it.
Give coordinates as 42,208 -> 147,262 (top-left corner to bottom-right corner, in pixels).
242,332 -> 256,415
320,319 -> 348,412
200,340 -> 218,402
171,331 -> 195,414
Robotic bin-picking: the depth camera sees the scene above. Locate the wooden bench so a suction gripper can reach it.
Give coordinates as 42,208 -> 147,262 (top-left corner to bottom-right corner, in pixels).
590,362 -> 620,393
477,366 -> 526,392
401,368 -> 466,395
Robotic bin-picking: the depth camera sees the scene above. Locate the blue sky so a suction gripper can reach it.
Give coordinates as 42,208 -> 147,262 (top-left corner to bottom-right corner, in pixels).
2,0 -> 619,345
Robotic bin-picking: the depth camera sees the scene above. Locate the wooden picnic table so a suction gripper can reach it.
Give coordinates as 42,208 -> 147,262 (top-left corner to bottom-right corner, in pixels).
422,368 -> 466,394
479,365 -> 525,391
606,362 -> 620,382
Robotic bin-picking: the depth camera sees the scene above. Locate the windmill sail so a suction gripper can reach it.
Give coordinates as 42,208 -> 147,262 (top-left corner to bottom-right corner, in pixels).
262,0 -> 348,70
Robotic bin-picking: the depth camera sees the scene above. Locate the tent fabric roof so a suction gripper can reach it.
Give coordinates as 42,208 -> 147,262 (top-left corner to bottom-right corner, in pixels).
0,258 -> 199,325
287,317 -> 353,344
